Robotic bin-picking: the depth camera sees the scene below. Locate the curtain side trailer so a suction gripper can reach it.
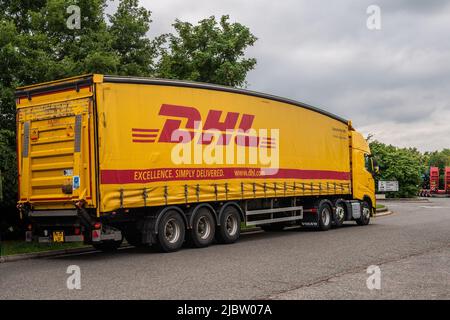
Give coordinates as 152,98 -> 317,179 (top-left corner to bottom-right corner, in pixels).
16,74 -> 377,252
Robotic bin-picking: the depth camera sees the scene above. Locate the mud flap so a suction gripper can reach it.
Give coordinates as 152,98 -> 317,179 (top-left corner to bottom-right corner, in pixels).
300,211 -> 318,227
140,217 -> 156,245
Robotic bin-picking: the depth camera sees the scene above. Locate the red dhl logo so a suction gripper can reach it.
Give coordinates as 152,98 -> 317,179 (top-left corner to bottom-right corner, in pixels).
131,104 -> 275,148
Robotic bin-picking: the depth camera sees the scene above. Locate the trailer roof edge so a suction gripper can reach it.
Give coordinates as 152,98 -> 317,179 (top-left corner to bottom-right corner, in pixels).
103,75 -> 349,124
15,74 -> 348,124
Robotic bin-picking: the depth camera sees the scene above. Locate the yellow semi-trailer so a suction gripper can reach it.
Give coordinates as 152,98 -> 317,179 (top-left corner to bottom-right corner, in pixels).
15,74 -> 377,252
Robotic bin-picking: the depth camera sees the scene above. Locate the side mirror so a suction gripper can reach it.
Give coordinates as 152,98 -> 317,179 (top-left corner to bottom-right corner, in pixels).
371,157 -> 379,174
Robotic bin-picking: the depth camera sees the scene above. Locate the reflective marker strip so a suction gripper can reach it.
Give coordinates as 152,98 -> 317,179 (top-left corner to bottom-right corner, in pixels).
74,115 -> 82,152
23,121 -> 30,158
100,168 -> 351,184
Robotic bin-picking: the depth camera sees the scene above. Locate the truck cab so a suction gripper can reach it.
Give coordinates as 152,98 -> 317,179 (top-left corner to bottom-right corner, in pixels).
350,130 -> 377,214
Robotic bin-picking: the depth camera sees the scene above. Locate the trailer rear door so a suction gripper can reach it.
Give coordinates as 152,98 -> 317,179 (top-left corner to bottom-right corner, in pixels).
16,83 -> 97,211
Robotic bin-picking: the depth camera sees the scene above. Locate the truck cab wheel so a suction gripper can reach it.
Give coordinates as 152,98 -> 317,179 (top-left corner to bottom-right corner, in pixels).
92,239 -> 123,252
188,208 -> 216,248
318,202 -> 332,231
333,201 -> 346,228
356,201 -> 371,226
216,206 -> 241,244
155,210 -> 186,253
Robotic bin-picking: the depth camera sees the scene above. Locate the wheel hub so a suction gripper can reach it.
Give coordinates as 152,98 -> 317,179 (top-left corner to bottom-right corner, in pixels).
322,208 -> 330,225
336,206 -> 345,220
226,214 -> 238,236
164,218 -> 180,244
363,207 -> 371,219
197,216 -> 211,240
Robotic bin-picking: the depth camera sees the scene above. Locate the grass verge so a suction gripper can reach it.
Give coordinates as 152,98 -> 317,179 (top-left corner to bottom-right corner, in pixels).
376,204 -> 386,209
0,240 -> 87,257
240,222 -> 259,231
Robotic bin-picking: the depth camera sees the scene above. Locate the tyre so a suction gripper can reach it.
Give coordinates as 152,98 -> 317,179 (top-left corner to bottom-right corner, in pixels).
155,210 -> 186,252
92,239 -> 123,252
333,201 -> 346,228
122,224 -> 146,247
261,223 -> 285,232
356,201 -> 371,226
124,232 -> 145,247
216,206 -> 241,244
188,208 -> 216,248
317,202 -> 332,231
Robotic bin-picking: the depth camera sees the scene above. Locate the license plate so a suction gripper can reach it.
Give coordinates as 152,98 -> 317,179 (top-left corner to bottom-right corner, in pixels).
53,231 -> 64,243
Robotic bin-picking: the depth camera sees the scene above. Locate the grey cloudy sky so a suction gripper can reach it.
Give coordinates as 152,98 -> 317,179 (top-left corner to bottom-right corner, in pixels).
108,0 -> 450,152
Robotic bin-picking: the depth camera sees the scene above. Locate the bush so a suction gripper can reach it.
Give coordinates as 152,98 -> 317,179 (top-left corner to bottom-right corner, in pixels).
369,140 -> 425,198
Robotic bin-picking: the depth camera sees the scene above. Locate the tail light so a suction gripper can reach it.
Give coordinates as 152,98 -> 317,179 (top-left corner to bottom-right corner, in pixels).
93,222 -> 101,230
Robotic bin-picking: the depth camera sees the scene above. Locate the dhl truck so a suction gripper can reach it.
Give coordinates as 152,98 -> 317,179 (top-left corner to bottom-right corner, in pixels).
15,74 -> 377,252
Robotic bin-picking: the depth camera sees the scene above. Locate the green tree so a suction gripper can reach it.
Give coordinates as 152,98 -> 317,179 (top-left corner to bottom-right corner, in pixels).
0,0 -> 159,236
0,129 -> 18,233
0,1 -> 258,237
0,130 -> 16,207
108,0 -> 159,76
425,149 -> 450,169
157,15 -> 257,87
369,140 -> 426,198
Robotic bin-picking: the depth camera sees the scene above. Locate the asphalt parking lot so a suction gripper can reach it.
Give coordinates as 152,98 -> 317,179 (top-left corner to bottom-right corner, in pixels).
1,198 -> 449,299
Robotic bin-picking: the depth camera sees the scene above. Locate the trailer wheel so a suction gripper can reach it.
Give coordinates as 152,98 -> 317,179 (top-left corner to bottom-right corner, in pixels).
333,201 -> 346,228
216,206 -> 241,244
92,239 -> 123,252
155,210 -> 185,253
318,202 -> 332,231
188,208 -> 215,248
122,224 -> 146,247
356,201 -> 371,226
